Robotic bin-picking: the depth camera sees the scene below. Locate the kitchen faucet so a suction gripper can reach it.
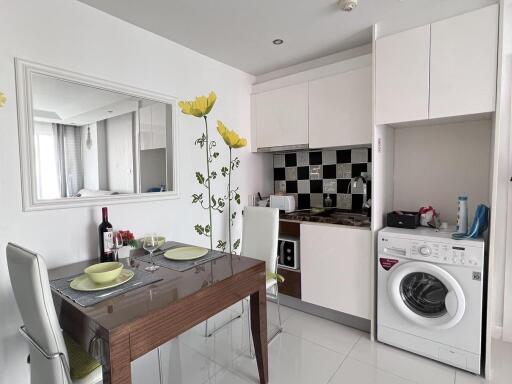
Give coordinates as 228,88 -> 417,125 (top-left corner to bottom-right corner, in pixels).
347,173 -> 370,212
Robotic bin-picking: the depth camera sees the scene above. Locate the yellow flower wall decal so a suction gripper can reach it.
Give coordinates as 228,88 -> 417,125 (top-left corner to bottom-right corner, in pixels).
0,92 -> 6,107
178,91 -> 216,117
217,120 -> 247,149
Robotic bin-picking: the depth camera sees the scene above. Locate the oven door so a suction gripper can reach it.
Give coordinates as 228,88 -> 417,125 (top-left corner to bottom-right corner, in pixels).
387,261 -> 465,330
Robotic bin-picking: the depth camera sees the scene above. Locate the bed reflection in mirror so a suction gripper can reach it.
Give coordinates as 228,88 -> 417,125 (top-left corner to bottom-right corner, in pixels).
31,72 -> 174,200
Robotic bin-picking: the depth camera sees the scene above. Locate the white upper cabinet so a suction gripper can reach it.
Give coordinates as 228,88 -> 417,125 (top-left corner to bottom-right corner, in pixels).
376,25 -> 431,125
309,66 -> 372,149
253,83 -> 309,150
139,103 -> 167,150
429,5 -> 498,119
139,104 -> 152,150
151,102 -> 167,149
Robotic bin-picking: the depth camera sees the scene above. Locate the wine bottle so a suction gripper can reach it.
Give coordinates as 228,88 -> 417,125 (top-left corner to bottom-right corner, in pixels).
98,207 -> 114,262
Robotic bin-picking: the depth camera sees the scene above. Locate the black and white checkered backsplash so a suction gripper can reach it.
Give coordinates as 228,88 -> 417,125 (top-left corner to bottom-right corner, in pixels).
273,148 -> 372,210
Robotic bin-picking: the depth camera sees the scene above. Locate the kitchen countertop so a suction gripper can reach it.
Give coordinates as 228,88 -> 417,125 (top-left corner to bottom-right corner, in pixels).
279,209 -> 371,229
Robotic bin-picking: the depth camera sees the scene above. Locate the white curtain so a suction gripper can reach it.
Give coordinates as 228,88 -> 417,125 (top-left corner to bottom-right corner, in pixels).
33,122 -> 83,199
55,123 -> 84,197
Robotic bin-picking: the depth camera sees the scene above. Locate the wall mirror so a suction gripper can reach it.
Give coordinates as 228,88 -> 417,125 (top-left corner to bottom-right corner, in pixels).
15,59 -> 179,211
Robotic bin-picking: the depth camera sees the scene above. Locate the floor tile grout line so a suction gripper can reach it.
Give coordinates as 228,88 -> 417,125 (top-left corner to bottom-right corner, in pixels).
279,329 -> 359,357
345,353 -> 426,384
325,334 -> 363,384
178,315 -> 250,371
346,339 -> 429,384
280,322 -> 366,356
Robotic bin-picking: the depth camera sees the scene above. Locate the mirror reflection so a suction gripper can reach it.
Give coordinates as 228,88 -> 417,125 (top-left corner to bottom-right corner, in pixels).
31,73 -> 174,200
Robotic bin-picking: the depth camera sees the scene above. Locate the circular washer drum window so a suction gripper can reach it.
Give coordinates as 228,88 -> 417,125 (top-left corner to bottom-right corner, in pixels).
399,272 -> 449,318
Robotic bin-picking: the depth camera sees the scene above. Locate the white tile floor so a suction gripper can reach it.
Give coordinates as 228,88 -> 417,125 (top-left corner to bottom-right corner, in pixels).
131,302 -> 511,384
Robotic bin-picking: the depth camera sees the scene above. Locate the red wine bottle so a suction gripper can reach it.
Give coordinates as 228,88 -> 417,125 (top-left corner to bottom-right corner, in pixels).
98,207 -> 114,262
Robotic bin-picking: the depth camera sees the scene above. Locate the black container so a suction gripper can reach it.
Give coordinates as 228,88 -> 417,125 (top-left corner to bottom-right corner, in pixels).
387,211 -> 420,229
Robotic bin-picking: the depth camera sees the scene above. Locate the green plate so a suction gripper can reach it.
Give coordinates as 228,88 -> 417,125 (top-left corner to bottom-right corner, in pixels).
70,269 -> 134,292
164,246 -> 208,261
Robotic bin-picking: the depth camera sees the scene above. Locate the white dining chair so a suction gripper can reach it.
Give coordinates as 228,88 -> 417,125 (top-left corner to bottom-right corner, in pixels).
240,206 -> 283,355
203,206 -> 283,344
6,243 -> 102,384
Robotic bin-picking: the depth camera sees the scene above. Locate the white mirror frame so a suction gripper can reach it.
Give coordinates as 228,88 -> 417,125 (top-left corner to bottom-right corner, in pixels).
15,58 -> 180,211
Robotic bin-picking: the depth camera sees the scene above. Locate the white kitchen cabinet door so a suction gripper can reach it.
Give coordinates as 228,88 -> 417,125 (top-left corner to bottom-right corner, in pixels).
429,5 -> 498,119
139,104 -> 152,150
309,66 -> 372,148
253,83 -> 309,150
300,223 -> 372,319
151,102 -> 167,149
376,25 -> 431,125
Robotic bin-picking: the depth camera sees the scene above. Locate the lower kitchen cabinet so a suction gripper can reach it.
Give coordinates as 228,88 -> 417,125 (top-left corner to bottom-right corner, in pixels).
300,223 -> 371,320
277,267 -> 301,299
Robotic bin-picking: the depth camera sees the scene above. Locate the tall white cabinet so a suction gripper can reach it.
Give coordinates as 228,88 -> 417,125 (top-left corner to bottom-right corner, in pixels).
375,5 -> 498,125
309,66 -> 372,148
429,4 -> 499,119
375,25 -> 431,125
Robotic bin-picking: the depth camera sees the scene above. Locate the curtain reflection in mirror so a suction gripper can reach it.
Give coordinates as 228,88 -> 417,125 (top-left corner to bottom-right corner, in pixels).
34,122 -> 83,199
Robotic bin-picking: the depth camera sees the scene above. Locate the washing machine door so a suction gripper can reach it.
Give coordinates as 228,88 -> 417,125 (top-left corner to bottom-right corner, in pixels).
387,261 -> 465,330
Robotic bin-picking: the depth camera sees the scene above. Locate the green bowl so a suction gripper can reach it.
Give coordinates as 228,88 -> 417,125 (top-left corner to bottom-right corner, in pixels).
84,262 -> 123,284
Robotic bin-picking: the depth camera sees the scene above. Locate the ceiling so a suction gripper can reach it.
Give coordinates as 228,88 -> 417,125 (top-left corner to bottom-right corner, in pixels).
32,73 -> 138,125
78,0 -> 496,75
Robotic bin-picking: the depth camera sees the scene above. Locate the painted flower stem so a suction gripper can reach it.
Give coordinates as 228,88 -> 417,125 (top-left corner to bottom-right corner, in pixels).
228,147 -> 232,254
204,116 -> 213,250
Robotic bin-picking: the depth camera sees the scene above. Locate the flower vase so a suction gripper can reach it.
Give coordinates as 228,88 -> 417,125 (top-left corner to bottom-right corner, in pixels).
117,246 -> 132,260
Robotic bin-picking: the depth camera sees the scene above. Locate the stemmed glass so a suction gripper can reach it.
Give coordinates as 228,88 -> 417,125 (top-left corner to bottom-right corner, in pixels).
111,232 -> 124,261
143,233 -> 160,272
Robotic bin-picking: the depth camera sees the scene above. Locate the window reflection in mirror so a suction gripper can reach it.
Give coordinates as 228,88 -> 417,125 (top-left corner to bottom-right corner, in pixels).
31,73 -> 173,200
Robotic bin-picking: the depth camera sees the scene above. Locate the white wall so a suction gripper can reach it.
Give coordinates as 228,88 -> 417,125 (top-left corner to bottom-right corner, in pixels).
493,0 -> 512,340
0,0 -> 272,382
393,119 -> 492,225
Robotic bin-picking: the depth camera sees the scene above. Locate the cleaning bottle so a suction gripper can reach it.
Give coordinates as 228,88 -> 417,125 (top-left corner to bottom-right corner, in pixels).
456,196 -> 468,234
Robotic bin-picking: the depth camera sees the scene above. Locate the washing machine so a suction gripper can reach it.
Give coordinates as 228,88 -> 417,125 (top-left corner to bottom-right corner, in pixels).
377,227 -> 485,374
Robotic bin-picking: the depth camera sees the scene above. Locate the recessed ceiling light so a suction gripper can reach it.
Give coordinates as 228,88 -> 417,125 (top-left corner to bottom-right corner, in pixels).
107,110 -> 113,113
338,0 -> 358,12
272,39 -> 284,45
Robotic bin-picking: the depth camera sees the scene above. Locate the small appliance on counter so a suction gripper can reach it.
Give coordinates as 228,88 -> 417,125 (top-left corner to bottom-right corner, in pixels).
277,235 -> 300,270
386,210 -> 420,229
270,194 -> 296,213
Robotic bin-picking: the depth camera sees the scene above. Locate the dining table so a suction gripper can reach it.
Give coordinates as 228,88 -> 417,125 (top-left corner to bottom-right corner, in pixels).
49,246 -> 269,384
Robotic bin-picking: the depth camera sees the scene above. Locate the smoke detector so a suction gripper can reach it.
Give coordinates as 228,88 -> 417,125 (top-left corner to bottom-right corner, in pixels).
338,0 -> 359,12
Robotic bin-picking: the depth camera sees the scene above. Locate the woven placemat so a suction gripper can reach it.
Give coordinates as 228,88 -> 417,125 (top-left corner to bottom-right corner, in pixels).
136,242 -> 227,272
51,268 -> 162,307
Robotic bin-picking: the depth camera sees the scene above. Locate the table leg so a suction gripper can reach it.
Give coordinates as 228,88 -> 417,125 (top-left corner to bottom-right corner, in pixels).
102,329 -> 132,384
250,286 -> 269,384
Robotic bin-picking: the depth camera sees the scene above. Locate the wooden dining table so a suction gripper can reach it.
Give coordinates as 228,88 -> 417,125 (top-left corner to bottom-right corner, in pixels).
49,247 -> 269,384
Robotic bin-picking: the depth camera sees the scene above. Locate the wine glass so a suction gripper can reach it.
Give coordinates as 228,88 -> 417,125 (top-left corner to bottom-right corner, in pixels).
143,233 -> 160,272
111,232 -> 124,262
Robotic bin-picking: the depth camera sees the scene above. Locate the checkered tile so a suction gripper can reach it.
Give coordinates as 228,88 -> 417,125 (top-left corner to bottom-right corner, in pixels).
273,148 -> 371,210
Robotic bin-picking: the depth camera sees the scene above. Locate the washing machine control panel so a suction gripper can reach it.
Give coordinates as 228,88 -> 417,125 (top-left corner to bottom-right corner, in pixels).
379,233 -> 484,268
410,241 -> 481,266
